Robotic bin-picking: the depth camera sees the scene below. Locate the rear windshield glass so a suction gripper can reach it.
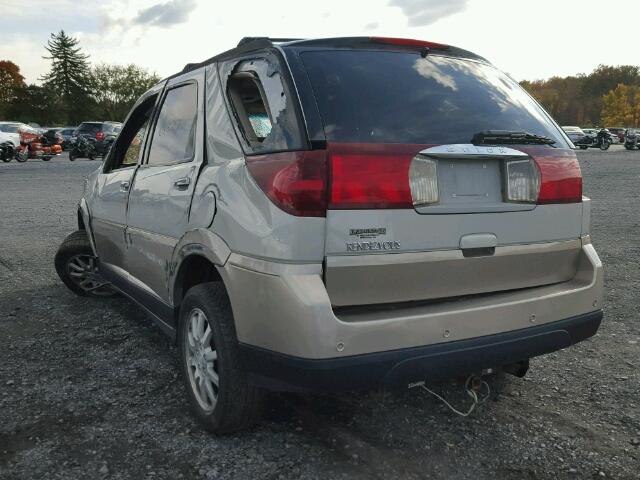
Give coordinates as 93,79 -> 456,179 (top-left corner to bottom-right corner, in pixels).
301,51 -> 567,146
0,124 -> 21,133
78,123 -> 102,134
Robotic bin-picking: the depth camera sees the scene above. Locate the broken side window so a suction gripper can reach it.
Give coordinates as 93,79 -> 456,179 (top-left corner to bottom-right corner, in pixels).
221,53 -> 304,154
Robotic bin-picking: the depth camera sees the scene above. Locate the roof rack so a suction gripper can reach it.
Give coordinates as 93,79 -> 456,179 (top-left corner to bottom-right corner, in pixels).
237,37 -> 303,46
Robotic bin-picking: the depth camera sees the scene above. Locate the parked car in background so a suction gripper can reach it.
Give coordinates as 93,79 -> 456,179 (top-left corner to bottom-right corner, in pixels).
57,127 -> 77,150
561,126 -> 587,147
624,128 -> 639,150
55,36 -> 603,433
0,122 -> 24,158
74,121 -> 122,157
606,127 -> 625,143
42,128 -> 64,147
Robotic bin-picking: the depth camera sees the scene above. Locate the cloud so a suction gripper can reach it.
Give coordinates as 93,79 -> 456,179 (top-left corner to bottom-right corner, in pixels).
389,0 -> 469,27
133,0 -> 197,28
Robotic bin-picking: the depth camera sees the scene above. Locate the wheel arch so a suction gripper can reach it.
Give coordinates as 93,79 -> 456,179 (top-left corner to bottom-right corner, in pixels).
170,229 -> 232,311
77,198 -> 97,256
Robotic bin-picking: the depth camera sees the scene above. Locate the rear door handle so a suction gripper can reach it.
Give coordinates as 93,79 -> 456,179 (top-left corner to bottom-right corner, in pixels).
120,181 -> 130,192
173,177 -> 191,189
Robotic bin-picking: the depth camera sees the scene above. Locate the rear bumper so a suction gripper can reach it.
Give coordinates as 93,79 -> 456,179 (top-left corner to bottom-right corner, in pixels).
240,310 -> 602,392
221,241 -> 603,360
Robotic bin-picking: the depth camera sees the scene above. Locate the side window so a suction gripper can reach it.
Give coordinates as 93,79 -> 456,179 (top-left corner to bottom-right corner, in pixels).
106,96 -> 156,172
147,83 -> 198,166
228,74 -> 272,142
223,54 -> 304,154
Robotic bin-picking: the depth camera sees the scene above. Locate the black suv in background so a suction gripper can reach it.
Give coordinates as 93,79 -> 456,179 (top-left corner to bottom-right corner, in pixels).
74,121 -> 122,156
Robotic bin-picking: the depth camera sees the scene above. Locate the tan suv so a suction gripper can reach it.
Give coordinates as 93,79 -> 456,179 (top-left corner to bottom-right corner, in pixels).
55,37 -> 604,433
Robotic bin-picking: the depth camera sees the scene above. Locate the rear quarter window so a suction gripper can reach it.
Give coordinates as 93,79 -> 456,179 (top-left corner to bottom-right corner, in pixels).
300,50 -> 567,146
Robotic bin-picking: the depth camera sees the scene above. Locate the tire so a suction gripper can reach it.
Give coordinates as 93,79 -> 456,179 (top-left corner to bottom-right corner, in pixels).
600,140 -> 610,151
42,156 -> 51,161
69,151 -> 76,161
54,230 -> 116,297
580,146 -> 588,150
15,149 -> 28,162
88,153 -> 96,160
178,282 -> 262,433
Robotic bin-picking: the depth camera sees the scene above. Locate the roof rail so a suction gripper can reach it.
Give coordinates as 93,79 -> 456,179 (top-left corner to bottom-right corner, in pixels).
237,37 -> 303,46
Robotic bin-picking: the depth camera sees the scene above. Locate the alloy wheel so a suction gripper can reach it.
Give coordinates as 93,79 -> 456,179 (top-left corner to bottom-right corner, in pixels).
185,308 -> 219,412
65,254 -> 114,296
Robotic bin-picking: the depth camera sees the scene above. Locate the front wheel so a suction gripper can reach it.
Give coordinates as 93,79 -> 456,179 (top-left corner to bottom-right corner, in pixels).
42,156 -> 51,161
54,230 -> 116,297
580,145 -> 588,150
600,140 -> 610,151
69,151 -> 77,161
178,282 -> 262,433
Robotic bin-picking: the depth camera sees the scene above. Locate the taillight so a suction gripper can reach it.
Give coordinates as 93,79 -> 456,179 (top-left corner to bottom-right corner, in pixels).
409,156 -> 439,206
95,131 -> 105,141
328,143 -> 425,209
245,151 -> 327,217
504,159 -> 540,203
525,148 -> 582,204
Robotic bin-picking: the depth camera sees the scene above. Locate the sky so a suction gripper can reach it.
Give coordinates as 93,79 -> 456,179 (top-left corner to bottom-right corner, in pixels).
1,0 -> 638,84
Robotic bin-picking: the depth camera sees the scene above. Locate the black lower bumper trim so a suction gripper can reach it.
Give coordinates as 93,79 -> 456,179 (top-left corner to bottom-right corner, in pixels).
239,310 -> 603,392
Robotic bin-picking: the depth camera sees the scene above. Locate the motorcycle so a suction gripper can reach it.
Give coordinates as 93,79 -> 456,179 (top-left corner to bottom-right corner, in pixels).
576,128 -> 611,150
14,126 -> 62,162
69,135 -> 97,161
624,129 -> 639,150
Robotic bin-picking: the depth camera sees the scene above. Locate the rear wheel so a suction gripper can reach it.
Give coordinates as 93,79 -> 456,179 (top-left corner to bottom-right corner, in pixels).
54,230 -> 116,297
42,156 -> 51,161
88,152 -> 96,160
579,145 -> 588,150
15,149 -> 28,162
69,151 -> 76,161
178,282 -> 262,433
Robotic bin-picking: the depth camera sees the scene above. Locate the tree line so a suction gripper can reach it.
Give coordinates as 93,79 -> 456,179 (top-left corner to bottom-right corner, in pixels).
520,65 -> 640,127
2,32 -> 639,129
0,30 -> 160,127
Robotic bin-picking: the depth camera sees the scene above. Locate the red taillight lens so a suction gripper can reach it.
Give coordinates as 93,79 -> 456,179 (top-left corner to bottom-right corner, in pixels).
328,143 -> 420,209
95,132 -> 105,141
528,149 -> 582,204
246,151 -> 327,217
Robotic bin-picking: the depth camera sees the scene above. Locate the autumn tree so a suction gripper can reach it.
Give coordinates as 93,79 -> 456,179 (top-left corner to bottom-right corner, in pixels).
91,64 -> 160,121
520,65 -> 640,126
41,30 -> 93,124
601,84 -> 640,127
0,60 -> 26,117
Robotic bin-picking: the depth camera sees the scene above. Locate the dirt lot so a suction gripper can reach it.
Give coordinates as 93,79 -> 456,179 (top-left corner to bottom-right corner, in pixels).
0,148 -> 638,480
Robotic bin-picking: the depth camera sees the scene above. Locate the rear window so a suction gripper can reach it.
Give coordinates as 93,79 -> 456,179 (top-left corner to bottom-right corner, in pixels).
0,124 -> 21,133
77,123 -> 102,134
301,51 -> 567,146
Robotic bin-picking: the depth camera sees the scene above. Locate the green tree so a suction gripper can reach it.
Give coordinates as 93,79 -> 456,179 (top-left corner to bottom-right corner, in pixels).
91,64 -> 160,121
41,30 -> 93,124
6,84 -> 62,126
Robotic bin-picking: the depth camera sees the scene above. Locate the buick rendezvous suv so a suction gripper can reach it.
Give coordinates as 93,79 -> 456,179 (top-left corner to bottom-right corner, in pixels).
55,37 -> 604,433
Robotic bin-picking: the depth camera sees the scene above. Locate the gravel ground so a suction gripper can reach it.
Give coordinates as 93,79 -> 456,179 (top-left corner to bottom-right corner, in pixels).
0,148 -> 638,480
